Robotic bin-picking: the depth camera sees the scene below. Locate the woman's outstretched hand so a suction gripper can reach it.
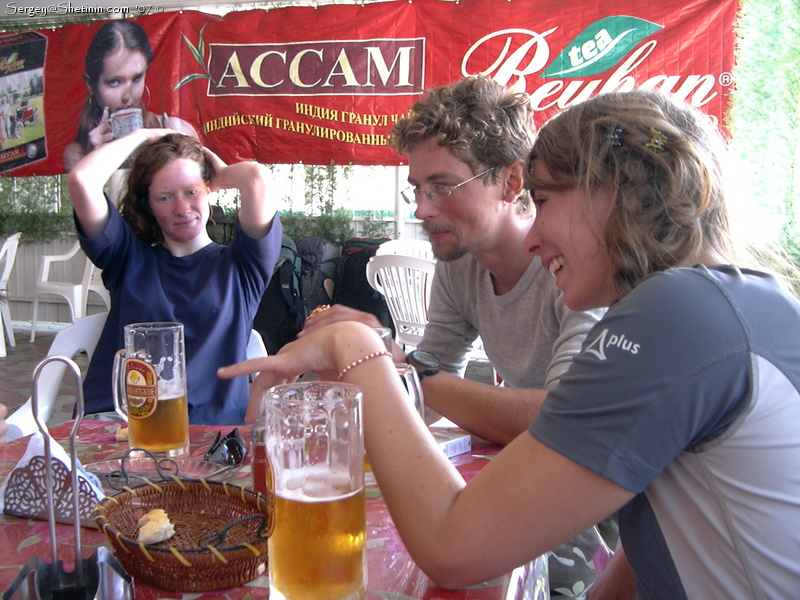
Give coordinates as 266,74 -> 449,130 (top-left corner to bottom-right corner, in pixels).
218,321 -> 385,423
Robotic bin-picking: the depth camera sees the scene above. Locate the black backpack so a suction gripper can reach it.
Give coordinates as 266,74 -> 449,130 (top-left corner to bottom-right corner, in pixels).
295,235 -> 340,313
332,237 -> 395,334
253,236 -> 306,355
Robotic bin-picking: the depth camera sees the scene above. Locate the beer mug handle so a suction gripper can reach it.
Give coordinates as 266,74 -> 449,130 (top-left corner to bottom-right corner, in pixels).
112,349 -> 129,423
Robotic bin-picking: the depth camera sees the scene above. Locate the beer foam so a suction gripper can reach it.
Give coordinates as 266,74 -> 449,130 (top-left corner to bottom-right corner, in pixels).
279,467 -> 358,501
157,378 -> 184,399
129,353 -> 185,398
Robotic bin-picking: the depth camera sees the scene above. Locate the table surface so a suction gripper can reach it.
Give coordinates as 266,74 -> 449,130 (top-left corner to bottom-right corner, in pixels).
0,421 -> 548,600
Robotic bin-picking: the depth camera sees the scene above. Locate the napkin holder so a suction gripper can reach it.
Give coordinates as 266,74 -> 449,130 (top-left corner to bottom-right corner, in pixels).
4,547 -> 133,600
2,356 -> 135,600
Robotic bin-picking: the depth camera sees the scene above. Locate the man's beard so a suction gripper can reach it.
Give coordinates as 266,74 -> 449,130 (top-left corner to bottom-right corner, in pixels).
423,222 -> 468,262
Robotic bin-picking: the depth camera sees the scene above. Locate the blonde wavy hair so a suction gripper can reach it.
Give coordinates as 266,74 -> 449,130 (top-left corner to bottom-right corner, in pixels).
527,89 -> 740,300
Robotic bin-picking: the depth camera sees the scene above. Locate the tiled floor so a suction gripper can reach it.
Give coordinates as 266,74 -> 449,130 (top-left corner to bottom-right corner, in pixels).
1,320 -> 495,430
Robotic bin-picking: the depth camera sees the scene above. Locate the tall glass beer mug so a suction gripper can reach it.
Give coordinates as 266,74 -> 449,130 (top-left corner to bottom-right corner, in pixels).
395,363 -> 425,419
372,326 -> 393,352
364,364 -> 424,474
112,322 -> 190,457
263,382 -> 366,600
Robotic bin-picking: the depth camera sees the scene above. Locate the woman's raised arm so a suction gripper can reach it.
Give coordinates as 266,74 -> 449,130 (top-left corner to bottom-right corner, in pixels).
67,127 -> 175,239
203,148 -> 276,240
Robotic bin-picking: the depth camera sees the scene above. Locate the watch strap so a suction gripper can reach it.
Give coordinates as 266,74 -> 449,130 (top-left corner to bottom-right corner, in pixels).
416,368 -> 439,381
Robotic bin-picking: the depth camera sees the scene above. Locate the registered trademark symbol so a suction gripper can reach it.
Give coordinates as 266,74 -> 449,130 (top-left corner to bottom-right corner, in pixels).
719,72 -> 733,86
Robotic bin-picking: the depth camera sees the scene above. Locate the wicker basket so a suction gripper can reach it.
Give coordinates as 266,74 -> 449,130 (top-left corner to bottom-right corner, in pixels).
95,478 -> 273,592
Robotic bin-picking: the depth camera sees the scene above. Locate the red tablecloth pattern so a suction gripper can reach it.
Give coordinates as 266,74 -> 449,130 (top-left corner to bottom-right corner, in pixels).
0,421 -> 547,600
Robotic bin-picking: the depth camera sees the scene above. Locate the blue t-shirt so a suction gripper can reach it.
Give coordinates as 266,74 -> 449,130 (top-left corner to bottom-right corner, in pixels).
530,265 -> 800,599
79,202 -> 280,424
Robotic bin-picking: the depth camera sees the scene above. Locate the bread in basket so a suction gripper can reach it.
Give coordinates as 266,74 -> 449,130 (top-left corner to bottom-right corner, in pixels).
95,477 -> 272,592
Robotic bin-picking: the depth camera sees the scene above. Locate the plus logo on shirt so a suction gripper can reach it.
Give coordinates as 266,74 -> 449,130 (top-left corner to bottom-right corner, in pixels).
584,328 -> 641,361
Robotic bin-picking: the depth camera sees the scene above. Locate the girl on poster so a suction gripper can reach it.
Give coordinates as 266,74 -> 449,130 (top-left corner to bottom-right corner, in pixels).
63,20 -> 196,172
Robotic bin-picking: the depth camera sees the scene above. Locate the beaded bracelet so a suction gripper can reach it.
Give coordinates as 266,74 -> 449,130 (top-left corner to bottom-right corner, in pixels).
337,351 -> 393,381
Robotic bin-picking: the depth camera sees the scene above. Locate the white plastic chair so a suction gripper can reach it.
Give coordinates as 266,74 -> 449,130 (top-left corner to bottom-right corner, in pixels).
375,239 -> 435,261
85,261 -> 111,312
366,254 -> 437,349
6,319 -> 268,441
30,241 -> 84,341
0,232 -> 22,356
246,328 -> 268,359
29,242 -> 110,341
6,312 -> 107,441
245,328 -> 268,382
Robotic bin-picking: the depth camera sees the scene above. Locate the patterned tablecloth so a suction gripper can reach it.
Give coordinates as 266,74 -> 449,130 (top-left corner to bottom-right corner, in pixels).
0,420 -> 548,599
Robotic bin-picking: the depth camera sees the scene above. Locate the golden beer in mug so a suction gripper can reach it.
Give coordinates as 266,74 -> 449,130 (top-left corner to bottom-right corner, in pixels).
263,382 -> 365,600
269,477 -> 366,600
113,322 -> 190,457
126,394 -> 189,452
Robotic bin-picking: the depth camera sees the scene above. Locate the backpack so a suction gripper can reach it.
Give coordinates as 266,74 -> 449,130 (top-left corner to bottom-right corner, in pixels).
332,237 -> 394,334
253,236 -> 306,355
295,235 -> 340,313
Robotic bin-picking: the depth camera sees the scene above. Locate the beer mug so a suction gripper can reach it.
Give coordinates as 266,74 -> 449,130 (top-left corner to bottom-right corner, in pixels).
263,382 -> 365,600
109,107 -> 143,139
372,326 -> 393,352
112,322 -> 190,457
365,364 -> 424,474
395,363 -> 425,419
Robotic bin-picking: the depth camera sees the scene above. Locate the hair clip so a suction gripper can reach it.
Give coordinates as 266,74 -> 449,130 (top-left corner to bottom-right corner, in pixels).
646,128 -> 668,153
608,126 -> 624,148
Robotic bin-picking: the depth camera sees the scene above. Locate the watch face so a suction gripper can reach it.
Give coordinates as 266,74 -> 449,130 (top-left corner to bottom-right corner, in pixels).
410,350 -> 439,369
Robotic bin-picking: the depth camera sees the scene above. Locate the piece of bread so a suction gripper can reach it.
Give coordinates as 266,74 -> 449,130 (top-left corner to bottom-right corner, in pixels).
115,426 -> 129,442
137,508 -> 175,544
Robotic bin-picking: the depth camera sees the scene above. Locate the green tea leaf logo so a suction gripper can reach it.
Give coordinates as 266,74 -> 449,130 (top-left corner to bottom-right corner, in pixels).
175,24 -> 218,90
541,16 -> 663,79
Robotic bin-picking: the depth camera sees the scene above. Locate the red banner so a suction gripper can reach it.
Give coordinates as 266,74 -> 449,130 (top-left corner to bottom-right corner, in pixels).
0,0 -> 737,176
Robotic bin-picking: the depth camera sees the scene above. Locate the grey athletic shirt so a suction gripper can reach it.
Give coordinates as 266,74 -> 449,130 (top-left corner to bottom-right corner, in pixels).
419,254 -> 604,389
531,265 -> 800,599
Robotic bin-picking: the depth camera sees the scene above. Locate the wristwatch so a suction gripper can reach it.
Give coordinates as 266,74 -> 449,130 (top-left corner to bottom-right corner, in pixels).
405,349 -> 440,381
